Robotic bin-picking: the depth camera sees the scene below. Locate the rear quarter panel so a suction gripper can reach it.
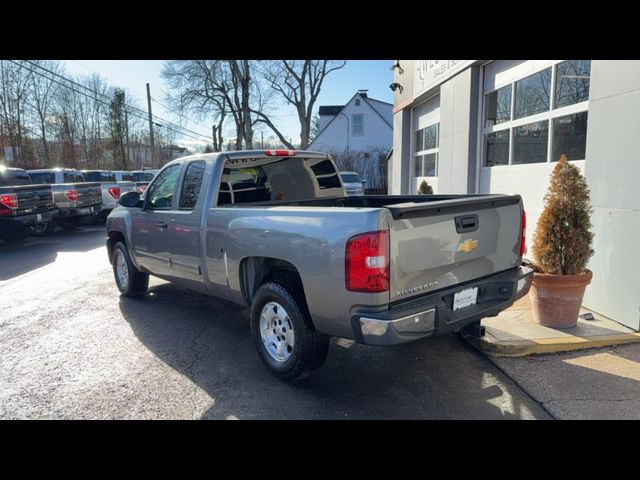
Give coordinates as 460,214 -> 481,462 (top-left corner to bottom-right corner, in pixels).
204,206 -> 391,339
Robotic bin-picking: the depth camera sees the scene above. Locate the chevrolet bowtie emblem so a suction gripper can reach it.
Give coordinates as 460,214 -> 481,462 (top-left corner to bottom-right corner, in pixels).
458,239 -> 478,253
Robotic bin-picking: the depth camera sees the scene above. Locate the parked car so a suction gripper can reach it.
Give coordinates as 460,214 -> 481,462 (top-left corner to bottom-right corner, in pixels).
27,168 -> 102,232
339,171 -> 365,196
107,150 -> 532,381
81,170 -> 135,222
0,166 -> 57,242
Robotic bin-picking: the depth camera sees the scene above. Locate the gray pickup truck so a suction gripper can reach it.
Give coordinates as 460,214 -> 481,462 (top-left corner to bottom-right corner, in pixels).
27,169 -> 103,233
81,170 -> 136,222
107,150 -> 532,380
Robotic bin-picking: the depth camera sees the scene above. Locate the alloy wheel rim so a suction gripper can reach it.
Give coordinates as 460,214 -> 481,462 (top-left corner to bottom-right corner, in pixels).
115,251 -> 129,289
259,301 -> 295,362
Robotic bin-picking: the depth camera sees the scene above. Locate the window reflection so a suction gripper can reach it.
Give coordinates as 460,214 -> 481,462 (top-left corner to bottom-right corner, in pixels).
555,60 -> 591,109
485,130 -> 510,166
514,68 -> 551,119
485,85 -> 512,127
552,112 -> 588,161
512,121 -> 549,164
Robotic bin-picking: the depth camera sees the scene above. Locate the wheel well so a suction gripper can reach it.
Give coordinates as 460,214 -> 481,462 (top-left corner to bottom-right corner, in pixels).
240,257 -> 306,306
107,231 -> 126,264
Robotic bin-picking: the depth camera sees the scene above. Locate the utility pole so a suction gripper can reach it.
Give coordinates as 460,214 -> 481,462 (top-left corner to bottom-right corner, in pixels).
124,108 -> 131,168
146,83 -> 155,167
261,131 -> 264,149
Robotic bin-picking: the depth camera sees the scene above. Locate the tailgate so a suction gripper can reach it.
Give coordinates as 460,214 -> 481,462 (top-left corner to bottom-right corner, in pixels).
388,195 -> 523,302
9,184 -> 54,215
75,182 -> 102,207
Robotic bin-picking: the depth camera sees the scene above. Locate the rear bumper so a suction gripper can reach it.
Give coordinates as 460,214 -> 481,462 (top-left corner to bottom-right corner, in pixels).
0,209 -> 58,229
352,266 -> 533,346
55,204 -> 100,219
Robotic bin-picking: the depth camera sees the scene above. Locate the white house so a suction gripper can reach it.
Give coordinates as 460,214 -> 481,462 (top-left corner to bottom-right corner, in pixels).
308,90 -> 393,190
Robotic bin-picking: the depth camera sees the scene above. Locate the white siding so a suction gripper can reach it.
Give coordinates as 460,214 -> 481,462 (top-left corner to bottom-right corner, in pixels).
309,95 -> 392,153
480,161 -> 586,259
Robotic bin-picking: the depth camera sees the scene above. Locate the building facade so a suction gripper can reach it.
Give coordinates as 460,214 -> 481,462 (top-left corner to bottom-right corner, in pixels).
390,60 -> 640,330
309,90 -> 392,190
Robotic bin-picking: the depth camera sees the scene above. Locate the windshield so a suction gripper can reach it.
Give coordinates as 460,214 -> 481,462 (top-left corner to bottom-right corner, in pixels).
340,173 -> 360,183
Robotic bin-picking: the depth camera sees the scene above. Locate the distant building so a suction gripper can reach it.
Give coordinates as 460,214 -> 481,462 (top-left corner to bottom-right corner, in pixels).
309,90 -> 392,190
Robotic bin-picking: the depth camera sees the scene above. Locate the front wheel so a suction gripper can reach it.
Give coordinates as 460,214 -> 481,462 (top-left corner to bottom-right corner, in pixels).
112,241 -> 149,298
250,282 -> 329,381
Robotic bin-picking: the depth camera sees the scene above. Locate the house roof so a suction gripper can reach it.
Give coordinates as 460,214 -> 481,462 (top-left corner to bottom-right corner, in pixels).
309,92 -> 393,148
319,105 -> 344,116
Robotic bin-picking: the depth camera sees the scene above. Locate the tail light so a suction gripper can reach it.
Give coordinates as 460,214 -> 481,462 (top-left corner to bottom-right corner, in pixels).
108,187 -> 121,199
0,193 -> 18,214
346,230 -> 390,293
264,150 -> 297,156
64,189 -> 79,201
520,210 -> 527,256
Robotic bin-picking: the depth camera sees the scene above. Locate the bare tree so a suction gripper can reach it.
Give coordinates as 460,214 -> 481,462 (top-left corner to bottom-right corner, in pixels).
260,60 -> 346,149
0,60 -> 34,166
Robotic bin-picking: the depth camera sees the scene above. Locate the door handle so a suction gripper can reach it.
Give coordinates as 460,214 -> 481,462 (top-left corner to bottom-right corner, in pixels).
155,221 -> 168,230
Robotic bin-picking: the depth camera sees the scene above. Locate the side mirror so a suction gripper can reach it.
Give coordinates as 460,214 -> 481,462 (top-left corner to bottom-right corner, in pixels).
119,191 -> 143,208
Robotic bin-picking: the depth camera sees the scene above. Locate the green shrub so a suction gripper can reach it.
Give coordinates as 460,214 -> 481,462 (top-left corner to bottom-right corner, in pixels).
417,179 -> 433,195
531,155 -> 594,275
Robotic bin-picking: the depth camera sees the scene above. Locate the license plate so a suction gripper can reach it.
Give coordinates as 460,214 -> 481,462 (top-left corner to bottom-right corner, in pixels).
36,213 -> 42,222
453,287 -> 478,311
80,207 -> 93,215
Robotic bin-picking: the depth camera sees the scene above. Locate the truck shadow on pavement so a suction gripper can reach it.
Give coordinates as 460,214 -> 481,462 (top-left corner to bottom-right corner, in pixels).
0,226 -> 106,281
118,282 -> 550,420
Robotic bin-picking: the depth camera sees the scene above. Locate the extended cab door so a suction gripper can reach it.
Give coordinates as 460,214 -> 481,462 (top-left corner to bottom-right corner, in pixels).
169,160 -> 207,282
131,163 -> 181,276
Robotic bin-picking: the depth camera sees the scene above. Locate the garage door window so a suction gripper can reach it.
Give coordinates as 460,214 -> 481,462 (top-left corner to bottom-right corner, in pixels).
482,60 -> 591,166
414,123 -> 439,177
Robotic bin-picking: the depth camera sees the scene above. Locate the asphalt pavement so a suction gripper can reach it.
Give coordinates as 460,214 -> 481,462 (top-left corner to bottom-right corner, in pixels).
0,227 -> 551,419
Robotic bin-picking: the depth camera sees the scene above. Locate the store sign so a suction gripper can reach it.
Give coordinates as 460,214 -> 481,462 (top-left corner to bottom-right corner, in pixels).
414,60 -> 475,97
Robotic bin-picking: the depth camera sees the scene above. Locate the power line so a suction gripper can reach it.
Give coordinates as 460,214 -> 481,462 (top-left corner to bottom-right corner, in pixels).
16,60 -> 212,144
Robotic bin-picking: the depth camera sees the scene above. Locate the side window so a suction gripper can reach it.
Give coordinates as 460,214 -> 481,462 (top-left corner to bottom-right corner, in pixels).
146,165 -> 180,210
63,172 -> 75,183
179,161 -> 206,209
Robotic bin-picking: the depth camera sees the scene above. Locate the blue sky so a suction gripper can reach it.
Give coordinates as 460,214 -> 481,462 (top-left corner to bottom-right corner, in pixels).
59,60 -> 393,149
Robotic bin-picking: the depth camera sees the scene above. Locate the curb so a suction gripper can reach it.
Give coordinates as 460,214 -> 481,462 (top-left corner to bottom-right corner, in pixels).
464,331 -> 640,357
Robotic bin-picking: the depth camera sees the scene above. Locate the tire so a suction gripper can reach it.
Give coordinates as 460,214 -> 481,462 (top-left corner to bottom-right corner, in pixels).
111,241 -> 149,298
0,227 -> 29,243
29,221 -> 55,236
250,282 -> 329,381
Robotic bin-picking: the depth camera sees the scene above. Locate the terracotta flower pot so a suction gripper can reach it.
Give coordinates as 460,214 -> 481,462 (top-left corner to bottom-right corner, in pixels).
529,269 -> 593,328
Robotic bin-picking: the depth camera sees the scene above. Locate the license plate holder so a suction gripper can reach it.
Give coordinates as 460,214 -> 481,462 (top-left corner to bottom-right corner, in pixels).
453,287 -> 478,311
80,207 -> 93,215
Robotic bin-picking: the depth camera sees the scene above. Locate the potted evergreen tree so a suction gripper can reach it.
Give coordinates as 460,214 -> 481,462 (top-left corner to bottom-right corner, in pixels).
529,155 -> 594,328
417,179 -> 433,195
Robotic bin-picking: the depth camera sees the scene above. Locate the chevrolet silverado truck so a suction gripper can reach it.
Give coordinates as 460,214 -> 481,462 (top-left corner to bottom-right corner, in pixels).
0,166 -> 58,242
81,170 -> 136,222
27,168 -> 102,232
107,150 -> 532,380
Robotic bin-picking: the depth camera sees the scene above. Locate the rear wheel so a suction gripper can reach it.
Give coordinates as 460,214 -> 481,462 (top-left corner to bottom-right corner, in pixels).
112,241 -> 149,298
250,282 -> 329,381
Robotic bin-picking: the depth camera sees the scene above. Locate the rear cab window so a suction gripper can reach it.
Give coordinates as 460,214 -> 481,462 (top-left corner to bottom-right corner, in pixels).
27,172 -> 56,184
0,170 -> 32,186
215,155 -> 343,206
